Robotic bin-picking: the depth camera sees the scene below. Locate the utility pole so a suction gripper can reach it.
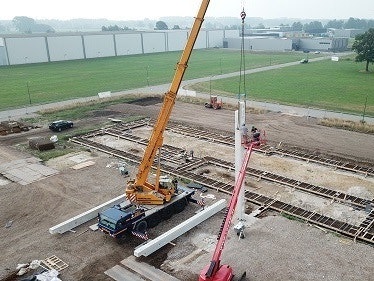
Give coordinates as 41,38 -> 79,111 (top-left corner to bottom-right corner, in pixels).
362,93 -> 368,123
27,81 -> 31,105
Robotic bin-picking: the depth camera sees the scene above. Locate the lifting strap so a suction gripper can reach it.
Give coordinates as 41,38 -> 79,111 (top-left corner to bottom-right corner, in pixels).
238,7 -> 247,101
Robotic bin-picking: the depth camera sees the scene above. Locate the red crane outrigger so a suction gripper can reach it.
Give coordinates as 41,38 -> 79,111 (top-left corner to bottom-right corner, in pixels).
199,140 -> 258,281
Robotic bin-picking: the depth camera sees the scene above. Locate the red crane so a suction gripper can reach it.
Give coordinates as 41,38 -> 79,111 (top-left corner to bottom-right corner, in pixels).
199,141 -> 257,281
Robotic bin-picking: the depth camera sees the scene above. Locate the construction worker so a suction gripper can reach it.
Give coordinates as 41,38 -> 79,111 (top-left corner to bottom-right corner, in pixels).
252,128 -> 261,143
251,126 -> 257,133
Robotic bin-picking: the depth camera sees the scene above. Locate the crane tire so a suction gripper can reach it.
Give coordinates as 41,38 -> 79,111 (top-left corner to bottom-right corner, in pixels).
146,214 -> 161,228
135,220 -> 147,233
173,199 -> 186,213
162,205 -> 174,220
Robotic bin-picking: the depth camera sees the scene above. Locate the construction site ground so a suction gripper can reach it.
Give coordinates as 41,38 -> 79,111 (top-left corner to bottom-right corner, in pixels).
0,96 -> 373,281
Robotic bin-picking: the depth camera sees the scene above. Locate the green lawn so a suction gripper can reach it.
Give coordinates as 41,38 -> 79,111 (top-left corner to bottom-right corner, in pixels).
2,49 -> 370,116
190,56 -> 374,116
0,49 -> 307,110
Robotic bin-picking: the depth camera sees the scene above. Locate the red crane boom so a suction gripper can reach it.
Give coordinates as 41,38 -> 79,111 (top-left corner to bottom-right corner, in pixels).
199,142 -> 256,281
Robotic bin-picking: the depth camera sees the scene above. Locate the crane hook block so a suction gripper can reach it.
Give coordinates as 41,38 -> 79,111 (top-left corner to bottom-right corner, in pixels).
240,9 -> 246,22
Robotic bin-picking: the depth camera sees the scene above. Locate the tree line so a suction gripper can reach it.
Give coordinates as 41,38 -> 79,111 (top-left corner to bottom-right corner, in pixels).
2,16 -> 374,34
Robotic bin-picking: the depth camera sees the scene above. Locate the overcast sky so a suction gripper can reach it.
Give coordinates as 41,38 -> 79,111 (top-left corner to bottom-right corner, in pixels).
1,0 -> 373,21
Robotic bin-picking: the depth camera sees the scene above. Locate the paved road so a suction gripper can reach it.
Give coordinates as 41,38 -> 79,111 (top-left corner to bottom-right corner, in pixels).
1,53 -> 372,124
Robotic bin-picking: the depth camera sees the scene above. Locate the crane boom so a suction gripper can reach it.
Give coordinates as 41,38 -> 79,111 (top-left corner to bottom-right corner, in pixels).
199,142 -> 256,281
126,0 -> 211,204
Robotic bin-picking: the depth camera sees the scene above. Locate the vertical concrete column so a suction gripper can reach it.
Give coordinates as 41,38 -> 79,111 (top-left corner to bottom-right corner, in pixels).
113,34 -> 118,57
140,33 -> 144,54
44,36 -> 51,62
3,38 -> 10,65
165,32 -> 168,52
81,35 -> 87,59
235,101 -> 246,222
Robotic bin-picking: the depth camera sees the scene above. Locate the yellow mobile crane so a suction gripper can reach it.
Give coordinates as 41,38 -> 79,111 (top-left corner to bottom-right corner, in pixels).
126,0 -> 211,205
98,0 -> 211,240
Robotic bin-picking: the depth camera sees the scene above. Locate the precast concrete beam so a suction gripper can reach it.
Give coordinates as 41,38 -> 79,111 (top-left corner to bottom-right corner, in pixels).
49,195 -> 125,234
134,199 -> 227,257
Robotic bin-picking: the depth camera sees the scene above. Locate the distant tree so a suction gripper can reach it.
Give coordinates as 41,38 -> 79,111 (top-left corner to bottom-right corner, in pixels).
155,21 -> 168,30
32,23 -> 55,33
13,16 -> 35,33
279,23 -> 290,31
352,28 -> 374,72
101,25 -> 131,32
325,19 -> 344,29
344,17 -> 367,29
304,21 -> 326,34
172,25 -> 181,30
368,20 -> 374,29
12,16 -> 54,33
0,23 -> 5,32
291,22 -> 303,31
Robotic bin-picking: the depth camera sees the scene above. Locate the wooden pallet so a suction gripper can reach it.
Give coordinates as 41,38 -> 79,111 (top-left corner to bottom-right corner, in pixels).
42,255 -> 69,271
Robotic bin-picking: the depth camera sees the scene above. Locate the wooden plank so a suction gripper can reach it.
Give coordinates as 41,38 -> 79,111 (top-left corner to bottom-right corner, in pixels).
104,265 -> 145,281
122,256 -> 180,281
71,161 -> 95,170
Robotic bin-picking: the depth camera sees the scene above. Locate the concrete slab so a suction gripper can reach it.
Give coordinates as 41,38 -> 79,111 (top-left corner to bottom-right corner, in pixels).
134,199 -> 226,257
121,256 -> 180,281
0,158 -> 58,185
105,265 -> 146,281
29,163 -> 58,176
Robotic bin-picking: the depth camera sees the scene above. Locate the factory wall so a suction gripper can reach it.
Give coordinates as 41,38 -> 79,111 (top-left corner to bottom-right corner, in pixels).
225,37 -> 292,51
84,34 -> 115,58
208,30 -> 224,48
331,38 -> 349,51
6,37 -> 48,65
115,33 -> 143,55
0,29 -> 237,66
142,32 -> 166,53
0,38 -> 7,66
167,31 -> 188,51
0,46 -> 7,66
249,38 -> 292,51
299,38 -> 348,52
193,30 -> 208,49
299,38 -> 331,51
47,36 -> 84,61
224,29 -> 239,38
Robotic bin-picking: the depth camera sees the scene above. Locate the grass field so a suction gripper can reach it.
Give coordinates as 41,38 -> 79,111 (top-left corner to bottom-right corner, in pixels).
191,56 -> 374,116
0,49 -> 372,117
0,49 -> 307,110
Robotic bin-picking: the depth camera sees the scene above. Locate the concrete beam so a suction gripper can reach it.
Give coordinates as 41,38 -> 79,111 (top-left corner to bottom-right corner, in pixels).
134,199 -> 227,257
49,195 -> 125,234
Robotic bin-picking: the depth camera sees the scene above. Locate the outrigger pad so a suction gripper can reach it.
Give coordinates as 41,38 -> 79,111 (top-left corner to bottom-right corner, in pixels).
131,230 -> 149,240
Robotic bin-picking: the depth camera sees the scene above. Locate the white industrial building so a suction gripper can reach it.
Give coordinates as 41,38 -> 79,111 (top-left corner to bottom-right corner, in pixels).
295,37 -> 349,52
224,37 -> 292,51
0,29 -> 239,66
0,29 -> 350,66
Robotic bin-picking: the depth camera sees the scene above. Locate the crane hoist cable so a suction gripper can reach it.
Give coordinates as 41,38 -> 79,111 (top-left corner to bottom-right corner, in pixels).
238,8 -> 247,101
